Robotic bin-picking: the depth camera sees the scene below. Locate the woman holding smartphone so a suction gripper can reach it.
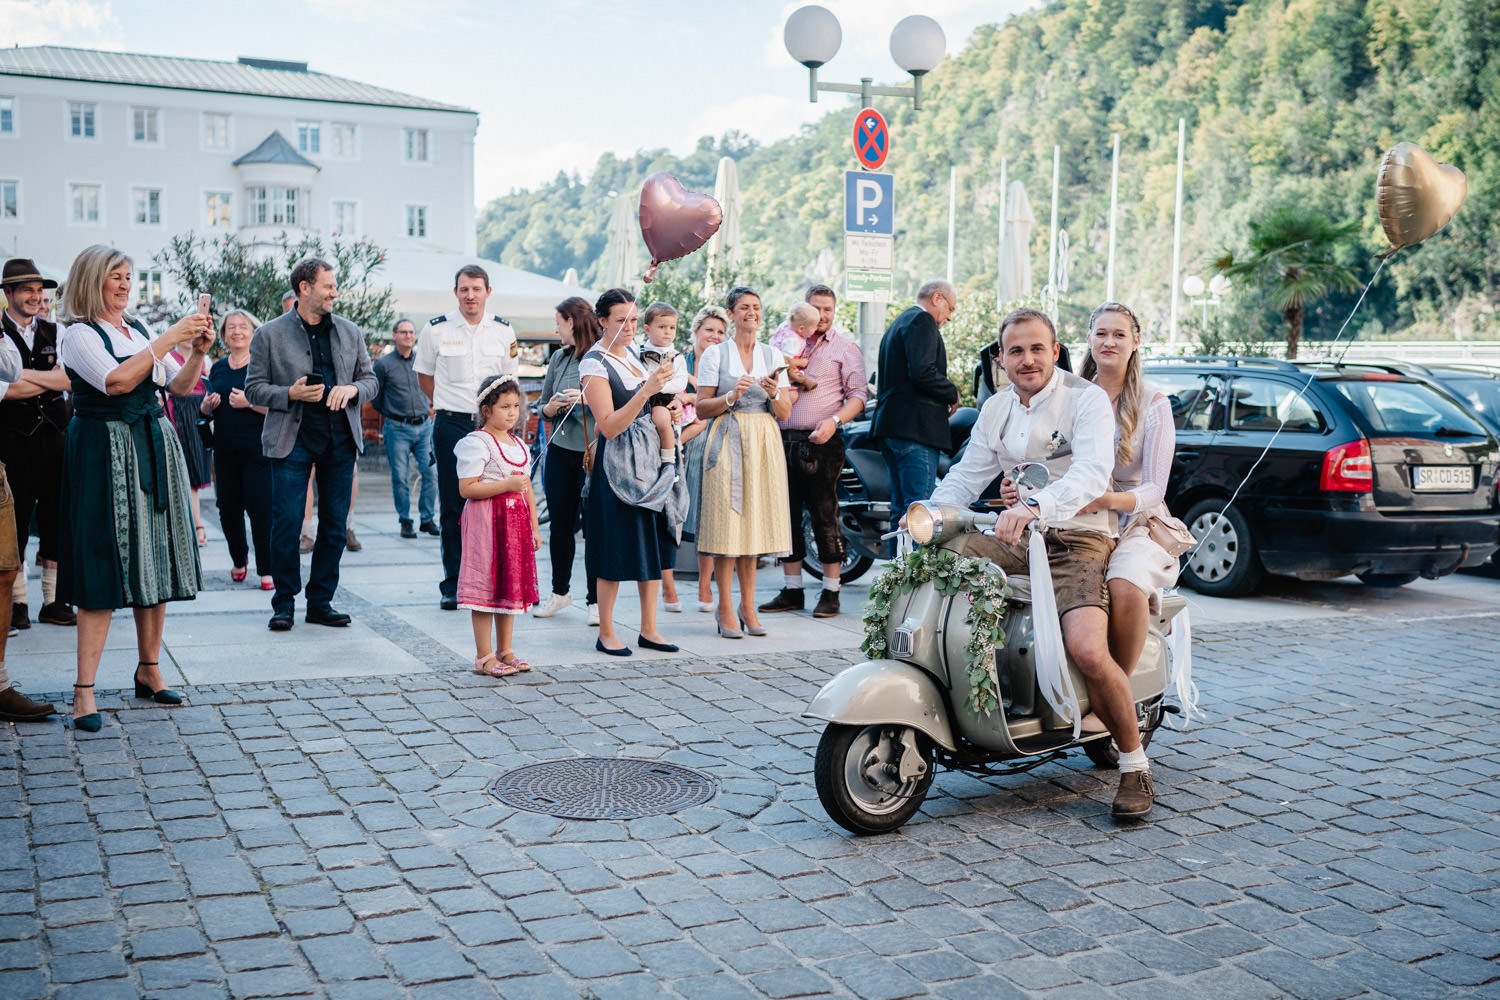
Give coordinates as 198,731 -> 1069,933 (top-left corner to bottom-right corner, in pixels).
55,245 -> 213,731
532,297 -> 601,622
693,286 -> 792,639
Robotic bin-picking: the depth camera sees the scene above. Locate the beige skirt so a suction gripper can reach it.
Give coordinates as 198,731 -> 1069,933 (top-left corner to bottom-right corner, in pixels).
697,411 -> 792,558
1106,515 -> 1181,613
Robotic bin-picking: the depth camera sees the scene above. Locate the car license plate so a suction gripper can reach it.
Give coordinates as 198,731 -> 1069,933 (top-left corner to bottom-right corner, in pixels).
1411,465 -> 1474,491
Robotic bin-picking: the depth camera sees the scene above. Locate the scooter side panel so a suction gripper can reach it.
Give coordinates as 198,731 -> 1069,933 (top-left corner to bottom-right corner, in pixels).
802,660 -> 958,751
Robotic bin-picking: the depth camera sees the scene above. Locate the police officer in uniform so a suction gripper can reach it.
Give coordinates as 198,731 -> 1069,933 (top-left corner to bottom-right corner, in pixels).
414,264 -> 518,609
0,258 -> 76,628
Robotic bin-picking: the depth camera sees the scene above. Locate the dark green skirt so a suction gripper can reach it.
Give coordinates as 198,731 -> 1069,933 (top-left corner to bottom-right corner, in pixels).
58,416 -> 202,610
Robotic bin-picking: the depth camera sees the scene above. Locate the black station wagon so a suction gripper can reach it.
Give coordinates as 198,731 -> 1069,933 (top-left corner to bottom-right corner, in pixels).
1142,357 -> 1500,596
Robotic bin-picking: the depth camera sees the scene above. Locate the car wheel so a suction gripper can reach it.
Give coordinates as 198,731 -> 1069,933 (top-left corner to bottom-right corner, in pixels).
1181,499 -> 1262,597
1355,572 -> 1419,588
800,510 -> 874,584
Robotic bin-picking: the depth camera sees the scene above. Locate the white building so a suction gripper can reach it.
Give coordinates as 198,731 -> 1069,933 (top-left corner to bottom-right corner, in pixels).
0,46 -> 479,312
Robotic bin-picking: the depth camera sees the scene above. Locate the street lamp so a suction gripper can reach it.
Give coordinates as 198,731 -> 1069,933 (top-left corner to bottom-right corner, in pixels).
784,5 -> 946,111
1183,274 -> 1230,332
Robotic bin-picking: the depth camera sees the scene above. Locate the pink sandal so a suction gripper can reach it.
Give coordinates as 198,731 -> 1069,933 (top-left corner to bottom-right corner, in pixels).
498,651 -> 530,674
473,652 -> 511,677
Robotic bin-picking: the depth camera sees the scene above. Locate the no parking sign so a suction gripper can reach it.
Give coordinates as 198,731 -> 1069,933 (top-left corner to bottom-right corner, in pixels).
852,107 -> 889,171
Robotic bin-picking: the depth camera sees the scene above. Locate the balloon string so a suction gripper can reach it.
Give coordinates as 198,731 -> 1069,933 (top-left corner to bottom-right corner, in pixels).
549,300 -> 640,432
1178,255 -> 1389,561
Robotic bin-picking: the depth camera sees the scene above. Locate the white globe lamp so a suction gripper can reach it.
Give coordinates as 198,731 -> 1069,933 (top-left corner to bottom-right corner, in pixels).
889,15 -> 946,75
784,5 -> 842,68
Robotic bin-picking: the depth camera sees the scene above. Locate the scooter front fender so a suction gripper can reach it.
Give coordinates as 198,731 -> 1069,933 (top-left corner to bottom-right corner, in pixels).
802,660 -> 957,751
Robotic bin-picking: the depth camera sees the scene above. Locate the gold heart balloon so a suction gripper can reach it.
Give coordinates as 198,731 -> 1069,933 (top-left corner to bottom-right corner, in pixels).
1376,142 -> 1467,257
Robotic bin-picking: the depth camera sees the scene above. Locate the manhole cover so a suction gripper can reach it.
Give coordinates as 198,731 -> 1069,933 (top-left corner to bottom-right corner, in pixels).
488,758 -> 717,820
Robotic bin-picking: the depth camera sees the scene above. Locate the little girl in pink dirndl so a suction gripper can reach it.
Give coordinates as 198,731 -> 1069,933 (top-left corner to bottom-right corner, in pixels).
456,376 -> 541,676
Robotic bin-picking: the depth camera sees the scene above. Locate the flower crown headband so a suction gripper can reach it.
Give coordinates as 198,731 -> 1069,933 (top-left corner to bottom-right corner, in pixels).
476,374 -> 520,408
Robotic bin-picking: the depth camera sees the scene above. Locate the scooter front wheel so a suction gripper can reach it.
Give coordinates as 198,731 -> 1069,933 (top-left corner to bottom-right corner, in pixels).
814,723 -> 934,835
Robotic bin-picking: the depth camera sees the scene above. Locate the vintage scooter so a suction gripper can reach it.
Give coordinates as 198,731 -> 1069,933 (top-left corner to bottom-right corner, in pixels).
805,500 -> 1188,835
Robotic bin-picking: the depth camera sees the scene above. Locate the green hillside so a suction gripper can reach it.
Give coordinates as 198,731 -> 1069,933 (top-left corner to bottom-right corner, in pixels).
477,0 -> 1500,342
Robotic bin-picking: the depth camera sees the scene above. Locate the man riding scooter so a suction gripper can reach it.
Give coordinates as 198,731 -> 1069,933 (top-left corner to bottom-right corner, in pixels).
915,307 -> 1157,818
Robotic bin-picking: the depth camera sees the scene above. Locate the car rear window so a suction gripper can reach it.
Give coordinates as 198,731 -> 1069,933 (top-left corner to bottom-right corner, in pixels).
1324,379 -> 1488,437
1229,377 -> 1324,432
1446,377 -> 1500,426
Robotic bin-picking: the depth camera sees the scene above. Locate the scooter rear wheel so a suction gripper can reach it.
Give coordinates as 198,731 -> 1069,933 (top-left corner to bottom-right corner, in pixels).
815,723 -> 934,835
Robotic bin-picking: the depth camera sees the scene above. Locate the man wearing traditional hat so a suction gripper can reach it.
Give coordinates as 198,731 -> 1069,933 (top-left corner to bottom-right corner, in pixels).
0,258 -> 76,630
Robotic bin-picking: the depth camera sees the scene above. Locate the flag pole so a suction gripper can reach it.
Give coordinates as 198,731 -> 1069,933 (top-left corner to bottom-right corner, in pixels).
1169,117 -> 1186,348
1106,133 -> 1120,302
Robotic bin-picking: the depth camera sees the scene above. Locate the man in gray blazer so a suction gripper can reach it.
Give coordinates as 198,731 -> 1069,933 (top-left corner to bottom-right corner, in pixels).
246,257 -> 378,632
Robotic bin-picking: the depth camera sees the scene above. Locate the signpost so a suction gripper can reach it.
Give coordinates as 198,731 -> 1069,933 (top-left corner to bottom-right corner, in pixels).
844,171 -> 894,234
843,234 -> 894,270
845,111 -> 896,369
845,270 -> 894,303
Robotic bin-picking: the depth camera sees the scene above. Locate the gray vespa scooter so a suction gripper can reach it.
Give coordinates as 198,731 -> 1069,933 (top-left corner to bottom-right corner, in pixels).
805,500 -> 1187,835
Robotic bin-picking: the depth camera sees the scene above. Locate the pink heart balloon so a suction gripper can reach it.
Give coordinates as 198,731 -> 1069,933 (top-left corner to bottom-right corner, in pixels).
638,173 -> 722,283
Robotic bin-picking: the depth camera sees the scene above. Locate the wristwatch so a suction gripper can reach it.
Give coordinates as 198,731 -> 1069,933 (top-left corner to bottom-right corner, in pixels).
831,415 -> 842,428
1023,497 -> 1041,516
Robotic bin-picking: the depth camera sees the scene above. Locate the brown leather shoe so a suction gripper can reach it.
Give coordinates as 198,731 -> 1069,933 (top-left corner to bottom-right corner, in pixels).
344,528 -> 362,552
1112,770 -> 1154,819
0,687 -> 57,721
757,588 -> 804,613
812,589 -> 840,618
11,603 -> 29,630
37,601 -> 77,626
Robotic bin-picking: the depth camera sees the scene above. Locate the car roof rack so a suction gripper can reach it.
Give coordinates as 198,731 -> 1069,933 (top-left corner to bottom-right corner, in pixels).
1145,355 -> 1299,370
1294,359 -> 1420,377
1427,362 -> 1500,377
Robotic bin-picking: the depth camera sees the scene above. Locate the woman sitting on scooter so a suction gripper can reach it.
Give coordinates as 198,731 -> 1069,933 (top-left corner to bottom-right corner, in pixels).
1077,302 -> 1179,679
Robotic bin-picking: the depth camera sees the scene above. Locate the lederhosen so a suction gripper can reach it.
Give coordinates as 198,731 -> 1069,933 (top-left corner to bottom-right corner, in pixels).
0,312 -> 71,563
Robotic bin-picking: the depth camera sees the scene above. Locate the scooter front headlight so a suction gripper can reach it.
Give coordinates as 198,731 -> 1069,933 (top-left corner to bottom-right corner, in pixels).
905,502 -> 941,545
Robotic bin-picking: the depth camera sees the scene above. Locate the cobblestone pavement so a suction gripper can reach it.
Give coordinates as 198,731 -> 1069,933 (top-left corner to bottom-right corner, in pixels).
3,607 -> 1499,999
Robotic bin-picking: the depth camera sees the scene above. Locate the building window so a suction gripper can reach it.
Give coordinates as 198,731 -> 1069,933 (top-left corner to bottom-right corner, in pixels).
330,123 -> 356,157
70,183 -> 101,224
297,120 -> 320,155
332,200 -> 358,235
69,101 -> 96,139
203,112 -> 230,150
137,269 -> 164,305
205,191 -> 232,229
404,128 -> 429,162
247,186 -> 299,226
0,97 -> 13,134
133,188 -> 162,225
132,106 -> 160,144
0,180 -> 17,221
405,204 -> 427,239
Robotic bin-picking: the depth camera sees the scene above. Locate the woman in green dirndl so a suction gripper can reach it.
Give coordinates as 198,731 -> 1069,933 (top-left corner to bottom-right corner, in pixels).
55,245 -> 215,732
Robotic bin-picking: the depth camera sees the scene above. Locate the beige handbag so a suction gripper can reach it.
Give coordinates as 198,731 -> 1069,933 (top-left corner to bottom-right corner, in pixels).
1146,507 -> 1195,557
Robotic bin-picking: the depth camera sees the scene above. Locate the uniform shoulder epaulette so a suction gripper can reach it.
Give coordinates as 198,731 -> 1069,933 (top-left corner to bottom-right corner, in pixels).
491,315 -> 509,326
427,315 -> 446,326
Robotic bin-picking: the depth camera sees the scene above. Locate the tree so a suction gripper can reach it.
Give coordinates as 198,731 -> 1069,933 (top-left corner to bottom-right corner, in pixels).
153,232 -> 395,343
1212,207 -> 1362,359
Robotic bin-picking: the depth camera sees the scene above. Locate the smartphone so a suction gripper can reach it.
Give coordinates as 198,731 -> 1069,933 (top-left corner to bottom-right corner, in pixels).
769,364 -> 789,379
305,373 -> 325,387
197,293 -> 211,317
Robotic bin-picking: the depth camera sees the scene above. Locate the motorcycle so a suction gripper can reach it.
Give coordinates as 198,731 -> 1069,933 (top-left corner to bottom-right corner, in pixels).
801,407 -> 982,584
804,500 -> 1186,835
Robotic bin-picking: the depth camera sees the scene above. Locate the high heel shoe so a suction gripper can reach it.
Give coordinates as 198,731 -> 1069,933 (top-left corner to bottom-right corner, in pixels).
231,567 -> 247,583
738,608 -> 767,637
134,661 -> 183,705
716,615 -> 743,639
71,684 -> 101,733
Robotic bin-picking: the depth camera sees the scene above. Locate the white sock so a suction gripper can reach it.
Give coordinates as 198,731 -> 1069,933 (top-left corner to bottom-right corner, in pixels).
823,579 -> 841,593
42,566 -> 57,605
659,448 -> 676,464
12,572 -> 26,604
1117,747 -> 1150,773
783,572 -> 801,590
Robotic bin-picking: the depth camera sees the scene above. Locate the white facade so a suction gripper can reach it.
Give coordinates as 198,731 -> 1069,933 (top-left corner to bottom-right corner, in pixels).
0,48 -> 477,309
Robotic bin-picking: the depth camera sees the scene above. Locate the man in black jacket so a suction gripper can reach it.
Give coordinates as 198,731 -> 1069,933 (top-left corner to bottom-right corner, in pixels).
870,280 -> 959,544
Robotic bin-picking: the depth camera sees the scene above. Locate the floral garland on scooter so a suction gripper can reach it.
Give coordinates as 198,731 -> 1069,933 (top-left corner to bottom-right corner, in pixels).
860,547 -> 1011,715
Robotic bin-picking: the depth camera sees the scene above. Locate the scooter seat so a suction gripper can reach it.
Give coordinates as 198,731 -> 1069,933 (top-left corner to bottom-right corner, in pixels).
1005,575 -> 1031,603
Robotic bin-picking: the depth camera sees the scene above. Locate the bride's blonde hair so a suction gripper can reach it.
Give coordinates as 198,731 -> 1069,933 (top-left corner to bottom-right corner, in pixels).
1080,302 -> 1143,466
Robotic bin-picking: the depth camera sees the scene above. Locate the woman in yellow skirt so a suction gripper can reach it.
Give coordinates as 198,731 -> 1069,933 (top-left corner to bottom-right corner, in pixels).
694,287 -> 792,638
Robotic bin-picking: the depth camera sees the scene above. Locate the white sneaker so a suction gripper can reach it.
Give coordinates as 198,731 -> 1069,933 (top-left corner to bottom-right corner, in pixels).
533,593 -> 572,618
663,601 -> 683,613
587,603 -> 600,626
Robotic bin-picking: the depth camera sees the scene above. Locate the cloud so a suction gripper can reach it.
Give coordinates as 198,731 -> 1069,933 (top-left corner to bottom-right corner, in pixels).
684,92 -> 828,149
0,0 -> 121,45
475,135 -> 612,202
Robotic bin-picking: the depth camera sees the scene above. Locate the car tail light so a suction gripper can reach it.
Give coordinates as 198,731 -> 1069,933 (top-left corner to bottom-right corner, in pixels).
1321,439 -> 1372,491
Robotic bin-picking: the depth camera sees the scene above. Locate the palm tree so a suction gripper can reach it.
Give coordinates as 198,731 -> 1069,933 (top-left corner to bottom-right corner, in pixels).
1213,207 -> 1362,359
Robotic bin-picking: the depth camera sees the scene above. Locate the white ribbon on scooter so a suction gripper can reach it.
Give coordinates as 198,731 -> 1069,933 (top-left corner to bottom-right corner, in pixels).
1026,524 -> 1082,740
1164,601 -> 1200,726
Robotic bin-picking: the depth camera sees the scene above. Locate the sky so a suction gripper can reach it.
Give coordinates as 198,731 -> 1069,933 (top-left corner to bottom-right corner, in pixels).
3,0 -> 1041,206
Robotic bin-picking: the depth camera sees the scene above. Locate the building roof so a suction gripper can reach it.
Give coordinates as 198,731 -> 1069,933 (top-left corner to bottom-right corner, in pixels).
233,131 -> 319,168
0,45 -> 474,114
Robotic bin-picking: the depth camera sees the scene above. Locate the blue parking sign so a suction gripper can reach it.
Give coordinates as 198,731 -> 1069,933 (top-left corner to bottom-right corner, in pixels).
845,171 -> 894,235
